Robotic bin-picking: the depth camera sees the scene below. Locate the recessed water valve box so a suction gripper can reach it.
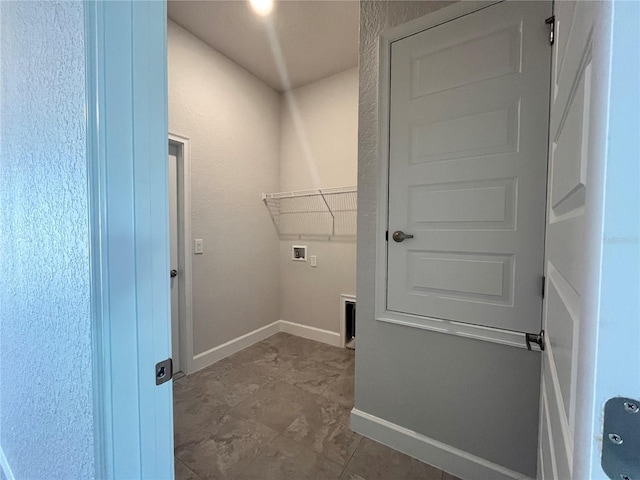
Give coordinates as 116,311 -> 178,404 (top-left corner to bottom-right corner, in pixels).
292,245 -> 307,261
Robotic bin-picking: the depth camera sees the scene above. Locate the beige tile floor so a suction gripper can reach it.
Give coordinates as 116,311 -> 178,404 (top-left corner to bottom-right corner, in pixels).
173,333 -> 460,480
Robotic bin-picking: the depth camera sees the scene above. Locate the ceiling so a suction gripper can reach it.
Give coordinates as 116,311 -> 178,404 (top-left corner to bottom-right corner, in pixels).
167,1 -> 360,92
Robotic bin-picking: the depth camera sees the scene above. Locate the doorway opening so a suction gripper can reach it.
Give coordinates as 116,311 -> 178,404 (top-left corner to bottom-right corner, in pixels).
168,133 -> 193,378
167,1 -> 369,478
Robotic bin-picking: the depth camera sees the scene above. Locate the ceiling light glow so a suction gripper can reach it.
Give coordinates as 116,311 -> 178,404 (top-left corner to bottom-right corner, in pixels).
249,0 -> 273,16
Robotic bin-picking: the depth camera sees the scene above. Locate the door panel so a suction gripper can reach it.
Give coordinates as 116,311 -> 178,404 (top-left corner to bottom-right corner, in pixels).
539,398 -> 557,479
387,1 -> 552,333
169,152 -> 180,374
539,2 -> 597,478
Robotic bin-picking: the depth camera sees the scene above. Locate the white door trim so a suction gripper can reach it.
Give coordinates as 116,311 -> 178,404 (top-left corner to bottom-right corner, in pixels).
374,0 -> 538,350
169,132 -> 194,375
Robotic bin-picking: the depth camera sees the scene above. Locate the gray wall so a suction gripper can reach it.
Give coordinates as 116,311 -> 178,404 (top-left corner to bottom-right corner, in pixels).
280,68 -> 358,332
354,1 -> 541,477
168,21 -> 281,355
0,1 -> 95,478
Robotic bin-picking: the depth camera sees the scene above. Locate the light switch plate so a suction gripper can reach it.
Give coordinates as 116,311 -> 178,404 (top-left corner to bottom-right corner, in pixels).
194,239 -> 204,254
311,255 -> 317,267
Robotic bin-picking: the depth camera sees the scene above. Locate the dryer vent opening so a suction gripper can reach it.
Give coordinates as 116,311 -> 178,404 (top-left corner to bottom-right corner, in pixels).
345,300 -> 356,350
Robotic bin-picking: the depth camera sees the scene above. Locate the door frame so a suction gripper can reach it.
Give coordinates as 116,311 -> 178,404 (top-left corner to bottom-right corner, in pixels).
86,1 -> 174,478
374,0 -> 531,350
168,132 -> 195,376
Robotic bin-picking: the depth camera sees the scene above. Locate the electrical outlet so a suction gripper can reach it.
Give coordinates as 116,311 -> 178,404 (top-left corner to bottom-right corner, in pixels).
194,239 -> 204,254
311,255 -> 317,267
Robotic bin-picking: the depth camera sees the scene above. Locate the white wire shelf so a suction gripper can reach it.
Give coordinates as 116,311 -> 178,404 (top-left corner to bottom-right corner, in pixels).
262,186 -> 357,238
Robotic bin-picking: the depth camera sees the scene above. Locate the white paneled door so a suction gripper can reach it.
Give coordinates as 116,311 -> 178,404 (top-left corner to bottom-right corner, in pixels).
387,1 -> 552,333
539,2 -> 599,478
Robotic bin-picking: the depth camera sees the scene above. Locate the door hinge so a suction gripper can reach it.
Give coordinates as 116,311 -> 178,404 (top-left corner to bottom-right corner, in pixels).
525,330 -> 545,351
541,275 -> 546,298
155,358 -> 173,385
545,16 -> 555,45
385,230 -> 388,242
602,397 -> 640,480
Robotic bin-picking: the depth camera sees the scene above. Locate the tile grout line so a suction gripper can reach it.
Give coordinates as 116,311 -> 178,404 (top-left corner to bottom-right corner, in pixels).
279,432 -> 346,476
230,431 -> 274,479
339,434 -> 364,479
175,456 -> 202,480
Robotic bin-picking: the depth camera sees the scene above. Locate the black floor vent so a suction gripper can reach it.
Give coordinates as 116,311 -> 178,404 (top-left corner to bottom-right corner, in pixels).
345,300 -> 356,350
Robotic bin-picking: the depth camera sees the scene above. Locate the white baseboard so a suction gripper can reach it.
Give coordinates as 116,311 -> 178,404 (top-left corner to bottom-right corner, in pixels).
350,409 -> 533,480
0,445 -> 16,480
191,321 -> 281,372
279,320 -> 341,347
190,320 -> 341,373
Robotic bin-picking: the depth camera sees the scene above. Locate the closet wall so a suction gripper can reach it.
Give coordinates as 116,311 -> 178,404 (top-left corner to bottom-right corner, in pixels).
279,68 -> 359,333
354,2 -> 540,477
168,20 -> 281,355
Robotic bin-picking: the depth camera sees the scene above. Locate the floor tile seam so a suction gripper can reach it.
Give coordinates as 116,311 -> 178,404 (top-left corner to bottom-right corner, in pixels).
266,361 -> 299,380
224,361 -> 276,380
277,408 -> 355,469
224,389 -> 299,441
220,407 -> 281,438
173,404 -> 237,452
175,455 -> 203,480
231,375 -> 317,417
301,434 -> 361,473
223,388 -> 265,425
230,432 -> 296,479
276,432 -> 345,473
314,370 -> 343,397
277,371 -> 335,397
279,404 -> 307,437
236,372 -> 278,400
241,419 -> 283,477
316,382 -> 332,396
273,375 -> 319,403
251,375 -> 280,392
341,435 -> 364,478
225,433 -> 268,479
183,411 -> 279,479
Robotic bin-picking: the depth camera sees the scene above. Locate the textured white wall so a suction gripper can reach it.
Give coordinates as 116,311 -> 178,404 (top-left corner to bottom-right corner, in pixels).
355,1 -> 541,477
0,1 -> 94,478
279,68 -> 358,192
279,68 -> 358,332
168,21 -> 281,355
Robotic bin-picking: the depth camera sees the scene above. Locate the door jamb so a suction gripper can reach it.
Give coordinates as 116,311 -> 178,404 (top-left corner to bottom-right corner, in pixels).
169,132 -> 194,375
373,0 -> 539,350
